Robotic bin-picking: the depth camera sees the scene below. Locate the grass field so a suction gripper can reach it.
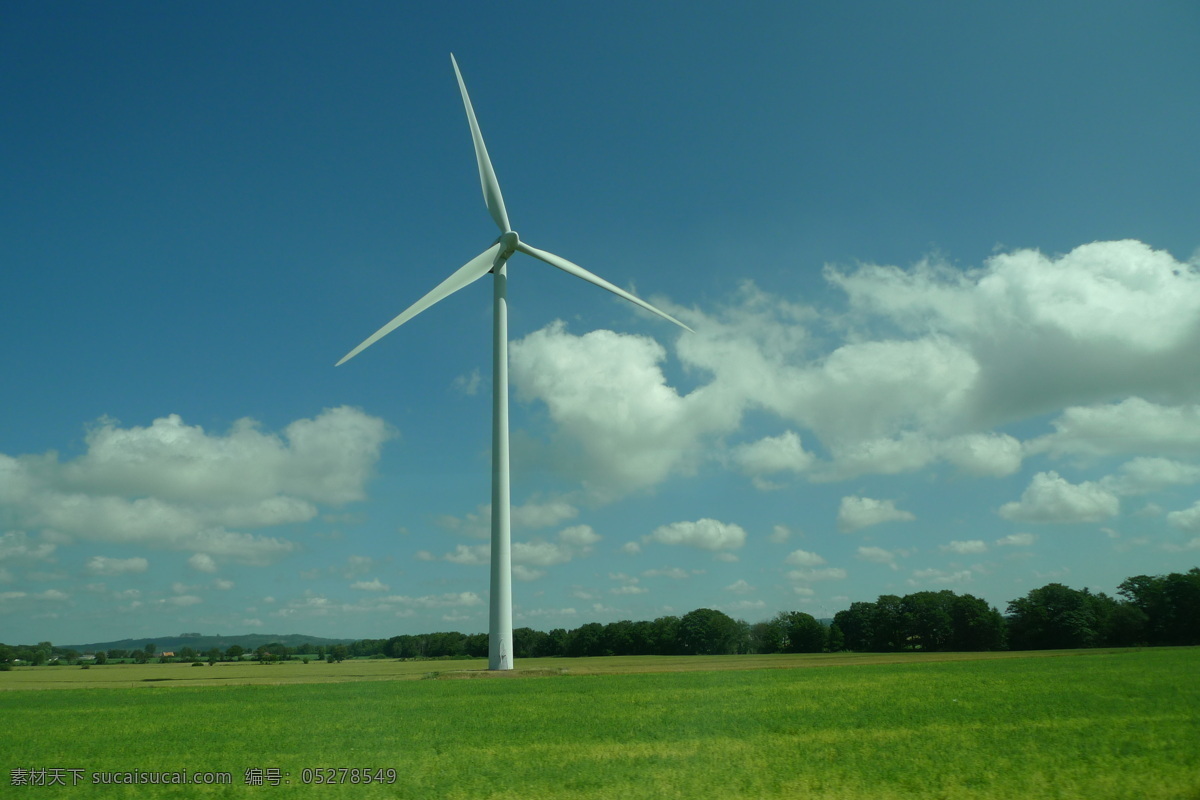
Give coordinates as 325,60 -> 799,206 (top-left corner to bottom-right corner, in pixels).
2,648 -> 1197,799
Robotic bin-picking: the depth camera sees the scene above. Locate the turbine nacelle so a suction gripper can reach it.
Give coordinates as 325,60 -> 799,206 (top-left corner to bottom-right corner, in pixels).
496,230 -> 520,263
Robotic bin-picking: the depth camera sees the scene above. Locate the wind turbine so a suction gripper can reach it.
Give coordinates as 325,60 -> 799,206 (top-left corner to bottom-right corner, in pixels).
336,54 -> 692,670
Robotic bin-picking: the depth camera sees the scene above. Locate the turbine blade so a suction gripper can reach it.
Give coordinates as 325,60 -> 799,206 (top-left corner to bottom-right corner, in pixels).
516,241 -> 694,333
336,244 -> 502,366
451,54 -> 511,234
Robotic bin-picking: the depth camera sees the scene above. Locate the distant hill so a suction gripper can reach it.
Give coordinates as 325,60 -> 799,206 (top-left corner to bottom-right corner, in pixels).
58,633 -> 355,653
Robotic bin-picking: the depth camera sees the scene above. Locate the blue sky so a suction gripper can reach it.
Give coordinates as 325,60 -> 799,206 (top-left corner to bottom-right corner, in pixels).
3,2 -> 1199,646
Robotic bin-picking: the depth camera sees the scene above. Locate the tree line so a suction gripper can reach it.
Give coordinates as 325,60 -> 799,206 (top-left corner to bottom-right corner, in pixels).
2,568 -> 1195,667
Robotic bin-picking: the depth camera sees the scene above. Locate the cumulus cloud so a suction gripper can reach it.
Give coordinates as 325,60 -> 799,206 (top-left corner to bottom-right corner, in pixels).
437,498 -> 580,540
0,407 -> 389,563
510,321 -> 742,499
941,540 -> 988,555
645,518 -> 746,551
999,471 -> 1119,523
1031,398 -> 1200,459
504,241 -> 1199,491
837,497 -> 916,532
725,579 -> 755,594
433,525 -> 600,578
995,533 -> 1036,547
787,567 -> 847,582
85,556 -> 148,576
351,579 -> 388,592
855,546 -> 910,569
829,241 -> 1200,424
732,431 -> 816,479
642,567 -> 690,580
1166,502 -> 1200,533
188,554 -> 217,573
1101,457 -> 1200,495
784,549 -> 826,567
908,568 -> 972,586
0,532 -> 56,563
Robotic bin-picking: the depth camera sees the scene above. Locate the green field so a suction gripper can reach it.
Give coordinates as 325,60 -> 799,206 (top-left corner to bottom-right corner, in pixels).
2,648 -> 1197,799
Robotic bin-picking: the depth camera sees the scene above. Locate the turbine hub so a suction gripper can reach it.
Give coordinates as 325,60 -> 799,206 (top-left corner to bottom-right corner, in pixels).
498,230 -> 520,260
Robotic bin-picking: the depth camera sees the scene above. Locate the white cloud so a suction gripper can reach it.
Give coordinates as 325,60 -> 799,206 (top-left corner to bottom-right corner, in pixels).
85,556 -> 148,576
214,579 -> 234,590
768,524 -> 792,543
0,407 -> 388,562
941,540 -> 988,555
1166,502 -> 1200,533
784,549 -> 826,567
501,241 -> 1198,492
1102,457 -> 1200,495
512,565 -> 545,582
830,241 -> 1200,426
732,431 -> 815,479
452,368 -> 482,396
937,433 -> 1024,477
188,553 -> 217,573
999,471 -> 1119,523
1032,398 -> 1200,459
646,518 -> 747,551
381,592 -> 483,609
610,585 -> 649,595
855,546 -> 908,569
351,579 -> 388,592
438,498 -> 580,540
643,567 -> 690,580
512,540 -> 574,568
995,533 -> 1036,547
435,524 -> 599,577
557,524 -> 601,548
443,544 -> 490,565
837,496 -> 916,532
510,322 -> 740,499
908,568 -> 972,586
725,579 -> 755,594
166,594 -> 202,606
0,531 -> 56,563
787,567 -> 847,582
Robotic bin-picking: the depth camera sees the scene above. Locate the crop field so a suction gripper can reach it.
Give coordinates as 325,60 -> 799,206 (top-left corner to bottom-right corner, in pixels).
2,647 -> 1197,799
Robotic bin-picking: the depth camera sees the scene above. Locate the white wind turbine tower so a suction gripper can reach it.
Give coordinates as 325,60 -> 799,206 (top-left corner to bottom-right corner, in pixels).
337,54 -> 692,670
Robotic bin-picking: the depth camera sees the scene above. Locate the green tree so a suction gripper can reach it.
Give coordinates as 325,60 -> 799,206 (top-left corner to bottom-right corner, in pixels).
1119,569 -> 1200,645
750,620 -> 785,654
464,633 -> 489,658
948,593 -> 1007,651
826,622 -> 845,652
834,602 -> 876,651
650,616 -> 682,655
567,623 -> 605,657
776,611 -> 825,653
1007,583 -> 1099,650
678,608 -> 741,655
330,645 -> 348,663
871,595 -> 906,651
93,651 -> 107,665
902,591 -> 954,651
